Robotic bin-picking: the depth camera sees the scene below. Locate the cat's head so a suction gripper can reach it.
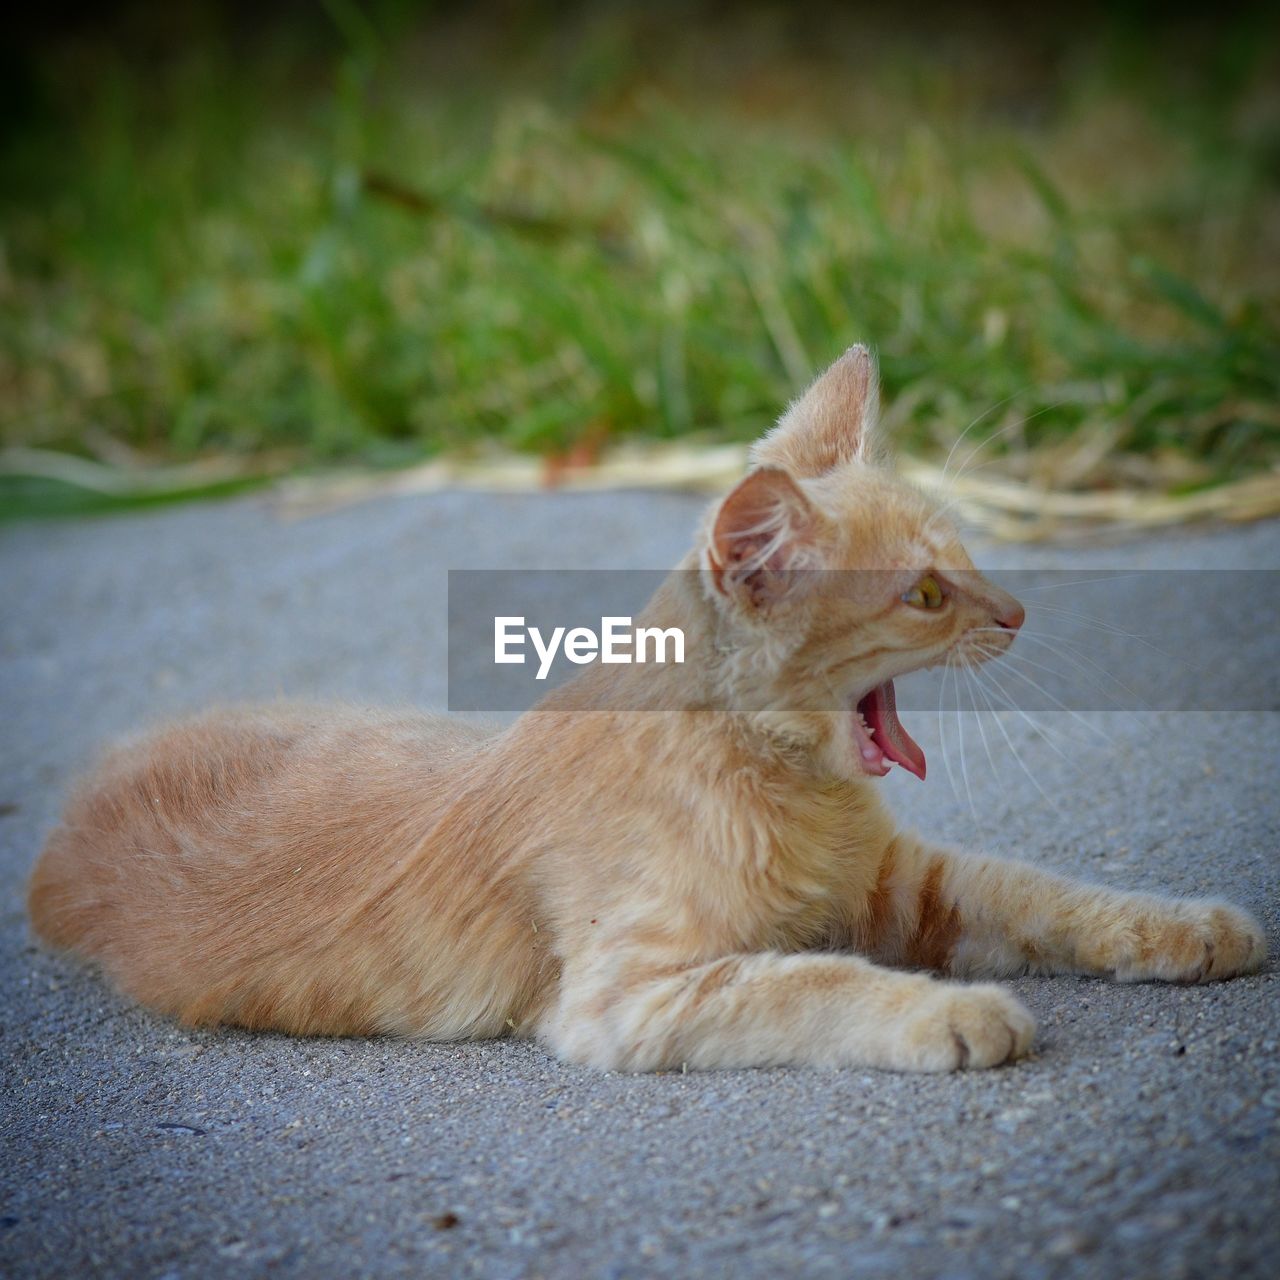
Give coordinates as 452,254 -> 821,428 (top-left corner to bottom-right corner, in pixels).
699,345 -> 1023,782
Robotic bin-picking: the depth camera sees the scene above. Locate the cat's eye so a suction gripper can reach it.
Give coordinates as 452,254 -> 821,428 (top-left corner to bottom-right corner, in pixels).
902,574 -> 944,609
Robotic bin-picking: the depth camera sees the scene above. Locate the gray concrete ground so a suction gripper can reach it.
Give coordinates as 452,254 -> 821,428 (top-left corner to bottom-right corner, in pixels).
1,489 -> 1277,1280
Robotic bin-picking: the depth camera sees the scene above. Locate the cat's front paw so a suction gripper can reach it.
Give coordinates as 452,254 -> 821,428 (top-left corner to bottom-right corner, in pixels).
1111,900 -> 1267,983
899,983 -> 1035,1072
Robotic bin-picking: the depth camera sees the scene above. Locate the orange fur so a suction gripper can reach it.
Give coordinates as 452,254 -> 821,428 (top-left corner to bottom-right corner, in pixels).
28,344 -> 1266,1072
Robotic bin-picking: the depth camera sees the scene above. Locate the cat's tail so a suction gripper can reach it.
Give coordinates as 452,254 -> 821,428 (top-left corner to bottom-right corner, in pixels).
28,821 -> 94,952
24,714 -> 282,1020
27,739 -> 173,964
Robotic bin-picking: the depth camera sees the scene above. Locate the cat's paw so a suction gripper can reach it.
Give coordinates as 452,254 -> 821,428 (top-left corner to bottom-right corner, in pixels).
1111,900 -> 1267,983
899,982 -> 1035,1072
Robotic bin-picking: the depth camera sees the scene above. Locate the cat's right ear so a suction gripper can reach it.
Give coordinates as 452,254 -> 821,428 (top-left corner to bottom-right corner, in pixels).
706,467 -> 826,610
749,343 -> 880,477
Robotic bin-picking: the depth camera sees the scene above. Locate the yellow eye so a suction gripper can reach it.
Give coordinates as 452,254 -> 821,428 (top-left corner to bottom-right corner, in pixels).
902,574 -> 944,609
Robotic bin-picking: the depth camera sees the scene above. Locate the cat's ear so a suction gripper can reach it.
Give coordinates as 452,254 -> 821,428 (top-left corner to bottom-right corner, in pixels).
749,343 -> 880,477
707,467 -> 826,609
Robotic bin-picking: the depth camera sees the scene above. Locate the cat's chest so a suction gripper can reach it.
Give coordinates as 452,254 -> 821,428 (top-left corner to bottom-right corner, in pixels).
733,780 -> 892,944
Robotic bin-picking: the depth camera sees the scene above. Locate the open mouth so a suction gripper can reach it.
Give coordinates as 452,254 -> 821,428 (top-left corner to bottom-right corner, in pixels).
852,680 -> 927,781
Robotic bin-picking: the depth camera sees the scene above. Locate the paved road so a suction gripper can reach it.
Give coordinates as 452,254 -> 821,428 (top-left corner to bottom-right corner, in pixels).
1,490 -> 1277,1280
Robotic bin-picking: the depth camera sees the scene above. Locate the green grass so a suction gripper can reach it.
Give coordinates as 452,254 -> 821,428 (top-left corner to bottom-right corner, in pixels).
3,3 -> 1279,512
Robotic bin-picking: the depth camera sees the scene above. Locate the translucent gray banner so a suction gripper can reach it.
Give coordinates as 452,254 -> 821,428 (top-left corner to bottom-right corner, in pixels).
447,570 -> 1280,713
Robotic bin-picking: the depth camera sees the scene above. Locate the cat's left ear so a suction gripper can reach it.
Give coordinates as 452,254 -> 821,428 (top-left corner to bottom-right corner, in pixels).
706,467 -> 827,610
749,343 -> 880,477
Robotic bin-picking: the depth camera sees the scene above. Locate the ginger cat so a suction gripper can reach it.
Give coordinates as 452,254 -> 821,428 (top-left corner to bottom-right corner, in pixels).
28,346 -> 1266,1072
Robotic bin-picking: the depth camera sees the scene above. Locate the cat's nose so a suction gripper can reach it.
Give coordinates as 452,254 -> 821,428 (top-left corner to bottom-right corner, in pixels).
995,599 -> 1025,630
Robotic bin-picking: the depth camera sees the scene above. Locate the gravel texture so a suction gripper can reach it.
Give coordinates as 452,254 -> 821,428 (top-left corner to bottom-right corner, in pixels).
1,489 -> 1277,1280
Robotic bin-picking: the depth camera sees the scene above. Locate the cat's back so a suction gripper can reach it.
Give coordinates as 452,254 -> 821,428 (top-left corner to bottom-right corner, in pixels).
27,703 -> 508,1031
32,703 -> 493,897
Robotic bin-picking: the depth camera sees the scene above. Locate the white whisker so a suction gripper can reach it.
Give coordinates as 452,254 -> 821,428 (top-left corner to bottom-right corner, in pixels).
939,389 -> 1030,483
1015,574 -> 1143,594
955,663 -> 980,829
926,395 -> 1077,537
949,397 -> 1076,487
971,658 -> 1081,773
1024,601 -> 1183,665
969,667 -> 1064,815
963,666 -> 1004,799
973,645 -> 1112,747
938,655 -> 963,803
979,627 -> 1150,719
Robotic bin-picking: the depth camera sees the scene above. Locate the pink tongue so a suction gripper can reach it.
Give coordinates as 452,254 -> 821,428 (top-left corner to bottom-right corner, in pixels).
862,680 -> 927,781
